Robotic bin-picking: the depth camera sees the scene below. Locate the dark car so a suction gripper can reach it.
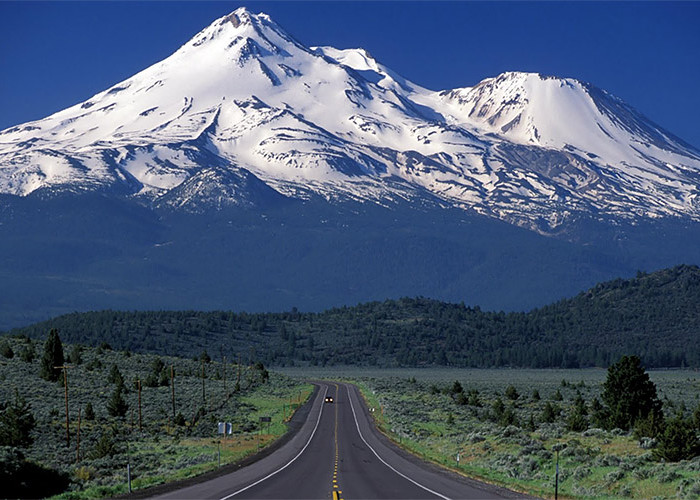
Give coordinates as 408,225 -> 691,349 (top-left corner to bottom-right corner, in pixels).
325,396 -> 334,403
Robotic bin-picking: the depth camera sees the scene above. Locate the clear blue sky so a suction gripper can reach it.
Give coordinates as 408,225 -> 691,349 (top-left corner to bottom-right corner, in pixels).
1,1 -> 699,148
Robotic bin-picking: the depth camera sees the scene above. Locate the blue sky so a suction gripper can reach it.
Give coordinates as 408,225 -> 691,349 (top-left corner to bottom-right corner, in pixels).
1,1 -> 699,147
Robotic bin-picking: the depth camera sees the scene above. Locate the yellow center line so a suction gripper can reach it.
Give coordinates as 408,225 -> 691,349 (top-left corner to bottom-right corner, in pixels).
331,383 -> 343,500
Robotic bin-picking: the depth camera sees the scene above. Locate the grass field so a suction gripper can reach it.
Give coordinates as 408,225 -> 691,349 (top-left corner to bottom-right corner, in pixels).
280,367 -> 700,499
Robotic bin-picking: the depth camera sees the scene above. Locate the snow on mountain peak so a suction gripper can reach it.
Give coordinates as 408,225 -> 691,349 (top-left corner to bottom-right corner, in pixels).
1,9 -> 700,233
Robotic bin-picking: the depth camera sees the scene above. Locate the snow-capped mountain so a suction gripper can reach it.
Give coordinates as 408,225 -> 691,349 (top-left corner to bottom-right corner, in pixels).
1,7 -> 700,232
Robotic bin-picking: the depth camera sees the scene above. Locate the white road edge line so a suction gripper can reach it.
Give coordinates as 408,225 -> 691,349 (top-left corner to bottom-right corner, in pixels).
219,385 -> 328,500
346,384 -> 451,500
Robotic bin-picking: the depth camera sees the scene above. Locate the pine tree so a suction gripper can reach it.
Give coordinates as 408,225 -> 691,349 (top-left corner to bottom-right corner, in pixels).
0,390 -> 36,447
542,402 -> 557,423
107,385 -> 128,417
107,364 -> 125,388
84,402 -> 95,421
654,417 -> 700,462
602,355 -> 662,430
39,329 -> 64,382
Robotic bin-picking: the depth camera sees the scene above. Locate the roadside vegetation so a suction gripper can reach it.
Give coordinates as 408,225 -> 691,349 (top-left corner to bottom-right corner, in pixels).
277,364 -> 700,499
347,361 -> 700,499
0,332 -> 312,498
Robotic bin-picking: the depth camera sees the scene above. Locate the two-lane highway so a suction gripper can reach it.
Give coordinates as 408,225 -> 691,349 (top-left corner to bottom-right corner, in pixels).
152,382 -> 526,499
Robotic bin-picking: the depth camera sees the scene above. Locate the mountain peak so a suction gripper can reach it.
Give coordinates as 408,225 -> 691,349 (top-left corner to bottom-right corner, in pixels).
220,7 -> 274,29
1,8 -> 699,233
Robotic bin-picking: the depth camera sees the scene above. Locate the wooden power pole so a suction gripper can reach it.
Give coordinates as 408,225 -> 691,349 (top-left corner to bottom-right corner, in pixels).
223,355 -> 227,395
201,358 -> 206,407
170,365 -> 176,421
138,378 -> 142,432
54,365 -> 72,445
76,407 -> 81,462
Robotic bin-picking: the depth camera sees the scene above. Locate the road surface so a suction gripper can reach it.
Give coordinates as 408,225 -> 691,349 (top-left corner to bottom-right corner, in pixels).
150,381 -> 528,499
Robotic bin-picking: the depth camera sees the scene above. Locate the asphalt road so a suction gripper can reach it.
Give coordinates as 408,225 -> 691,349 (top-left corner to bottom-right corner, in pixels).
151,382 -> 527,500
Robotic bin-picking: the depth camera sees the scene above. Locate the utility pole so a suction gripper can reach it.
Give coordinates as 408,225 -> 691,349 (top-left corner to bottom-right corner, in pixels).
138,378 -> 142,432
555,449 -> 559,500
201,358 -> 206,407
54,365 -> 72,445
170,365 -> 176,421
76,407 -> 81,463
236,354 -> 241,388
223,355 -> 227,395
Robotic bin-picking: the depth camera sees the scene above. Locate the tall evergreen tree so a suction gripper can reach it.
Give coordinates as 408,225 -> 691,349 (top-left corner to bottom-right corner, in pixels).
106,385 -> 128,418
39,329 -> 64,382
0,391 -> 36,447
601,355 -> 663,431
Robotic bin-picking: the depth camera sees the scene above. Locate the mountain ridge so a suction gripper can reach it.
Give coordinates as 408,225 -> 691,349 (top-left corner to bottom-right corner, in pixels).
6,264 -> 699,368
1,7 -> 700,326
1,7 -> 699,233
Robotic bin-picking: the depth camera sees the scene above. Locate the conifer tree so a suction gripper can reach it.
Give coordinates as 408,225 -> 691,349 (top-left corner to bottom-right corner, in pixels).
602,355 -> 662,430
0,390 -> 36,447
84,402 -> 95,421
107,385 -> 128,417
39,329 -> 64,382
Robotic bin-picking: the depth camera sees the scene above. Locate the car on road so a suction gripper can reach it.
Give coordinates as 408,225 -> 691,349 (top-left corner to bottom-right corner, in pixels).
325,396 -> 334,403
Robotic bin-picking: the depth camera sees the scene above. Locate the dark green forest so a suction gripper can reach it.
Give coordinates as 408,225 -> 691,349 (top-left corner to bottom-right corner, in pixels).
6,265 -> 700,368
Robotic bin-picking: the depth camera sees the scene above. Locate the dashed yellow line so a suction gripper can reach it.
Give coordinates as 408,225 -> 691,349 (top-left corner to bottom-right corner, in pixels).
331,384 -> 344,500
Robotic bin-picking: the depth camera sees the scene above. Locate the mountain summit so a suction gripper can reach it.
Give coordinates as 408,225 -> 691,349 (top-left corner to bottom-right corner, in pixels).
1,7 -> 699,232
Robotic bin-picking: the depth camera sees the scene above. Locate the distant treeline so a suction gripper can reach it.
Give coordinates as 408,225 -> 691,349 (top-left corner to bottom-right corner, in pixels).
6,265 -> 700,368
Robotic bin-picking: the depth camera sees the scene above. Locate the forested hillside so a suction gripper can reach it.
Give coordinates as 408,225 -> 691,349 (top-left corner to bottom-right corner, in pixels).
6,265 -> 700,368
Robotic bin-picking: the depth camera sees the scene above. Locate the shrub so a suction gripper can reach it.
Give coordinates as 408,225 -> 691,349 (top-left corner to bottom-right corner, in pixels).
68,344 -> 83,365
90,431 -> 117,459
505,385 -> 519,400
634,410 -> 665,439
0,339 -> 13,359
525,414 -> 536,432
657,468 -> 681,482
467,389 -> 481,407
174,412 -> 186,426
567,410 -> 588,432
74,465 -> 95,482
567,395 -> 589,431
19,344 -> 35,363
499,406 -> 518,427
654,417 -> 700,462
